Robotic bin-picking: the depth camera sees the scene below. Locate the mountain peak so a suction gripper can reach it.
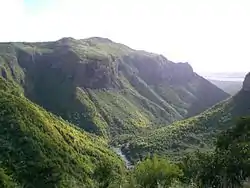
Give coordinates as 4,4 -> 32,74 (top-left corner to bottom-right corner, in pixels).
84,37 -> 114,43
243,72 -> 250,91
58,37 -> 76,42
176,62 -> 193,72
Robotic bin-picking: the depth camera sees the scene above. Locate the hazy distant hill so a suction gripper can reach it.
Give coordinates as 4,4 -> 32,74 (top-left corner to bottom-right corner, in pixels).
208,79 -> 242,95
199,72 -> 244,95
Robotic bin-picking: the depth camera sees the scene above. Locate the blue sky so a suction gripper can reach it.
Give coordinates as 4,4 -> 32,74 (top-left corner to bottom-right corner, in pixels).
0,0 -> 250,73
23,0 -> 51,14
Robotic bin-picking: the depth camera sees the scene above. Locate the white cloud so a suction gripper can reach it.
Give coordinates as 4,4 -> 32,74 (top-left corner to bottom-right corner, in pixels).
0,0 -> 250,72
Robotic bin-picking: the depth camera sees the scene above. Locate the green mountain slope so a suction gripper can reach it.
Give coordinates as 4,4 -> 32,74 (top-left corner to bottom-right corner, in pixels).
123,73 -> 250,162
0,78 -> 124,188
0,37 -> 229,138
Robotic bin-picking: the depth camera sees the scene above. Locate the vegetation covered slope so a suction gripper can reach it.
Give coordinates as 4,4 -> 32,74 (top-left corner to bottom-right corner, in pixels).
0,37 -> 229,138
0,74 -> 248,188
123,73 -> 250,162
0,78 -> 124,188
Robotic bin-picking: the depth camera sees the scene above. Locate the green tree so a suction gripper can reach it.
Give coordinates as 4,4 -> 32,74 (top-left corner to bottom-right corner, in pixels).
131,155 -> 183,188
180,151 -> 215,186
94,160 -> 125,188
213,117 -> 250,187
0,168 -> 18,188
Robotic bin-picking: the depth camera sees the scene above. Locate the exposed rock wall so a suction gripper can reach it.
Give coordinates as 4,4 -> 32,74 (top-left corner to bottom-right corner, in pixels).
243,72 -> 250,91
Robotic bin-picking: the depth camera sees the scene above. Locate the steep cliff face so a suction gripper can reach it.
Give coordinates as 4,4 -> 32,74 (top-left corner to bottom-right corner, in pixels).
0,37 -> 229,137
243,72 -> 250,91
121,53 -> 194,85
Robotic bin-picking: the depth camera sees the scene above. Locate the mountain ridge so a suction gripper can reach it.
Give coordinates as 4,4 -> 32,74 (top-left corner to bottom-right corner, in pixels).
0,37 -> 229,139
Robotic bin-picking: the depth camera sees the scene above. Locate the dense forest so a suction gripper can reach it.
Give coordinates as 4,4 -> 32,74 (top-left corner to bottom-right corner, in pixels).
0,77 -> 125,187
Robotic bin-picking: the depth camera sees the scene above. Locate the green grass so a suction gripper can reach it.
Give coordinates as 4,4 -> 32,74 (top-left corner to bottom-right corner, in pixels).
89,90 -> 152,134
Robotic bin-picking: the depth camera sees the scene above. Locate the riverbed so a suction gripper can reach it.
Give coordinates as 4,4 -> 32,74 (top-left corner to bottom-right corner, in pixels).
112,147 -> 133,169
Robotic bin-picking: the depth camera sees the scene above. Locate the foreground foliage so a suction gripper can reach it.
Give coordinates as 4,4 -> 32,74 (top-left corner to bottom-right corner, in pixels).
131,155 -> 182,188
180,117 -> 250,187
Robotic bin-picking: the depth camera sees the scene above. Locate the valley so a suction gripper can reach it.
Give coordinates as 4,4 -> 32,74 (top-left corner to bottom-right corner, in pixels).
0,37 -> 249,187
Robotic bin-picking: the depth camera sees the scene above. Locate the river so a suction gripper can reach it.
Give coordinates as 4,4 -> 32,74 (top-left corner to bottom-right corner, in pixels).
112,147 -> 133,169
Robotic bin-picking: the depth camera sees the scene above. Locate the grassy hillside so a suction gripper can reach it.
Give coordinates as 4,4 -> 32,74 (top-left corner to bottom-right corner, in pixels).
0,37 -> 229,139
0,78 -> 124,188
123,85 -> 250,162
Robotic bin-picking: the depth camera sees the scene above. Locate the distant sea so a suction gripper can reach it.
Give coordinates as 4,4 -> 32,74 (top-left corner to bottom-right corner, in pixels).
205,77 -> 244,82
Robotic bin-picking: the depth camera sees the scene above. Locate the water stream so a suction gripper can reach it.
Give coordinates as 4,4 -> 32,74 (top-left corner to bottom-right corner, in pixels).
112,147 -> 133,169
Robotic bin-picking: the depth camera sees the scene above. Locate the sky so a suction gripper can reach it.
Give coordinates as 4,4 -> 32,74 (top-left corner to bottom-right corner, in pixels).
0,0 -> 250,73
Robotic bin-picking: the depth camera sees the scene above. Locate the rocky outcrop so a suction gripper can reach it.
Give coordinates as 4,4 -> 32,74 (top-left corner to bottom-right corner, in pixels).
243,72 -> 250,91
120,53 -> 195,85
